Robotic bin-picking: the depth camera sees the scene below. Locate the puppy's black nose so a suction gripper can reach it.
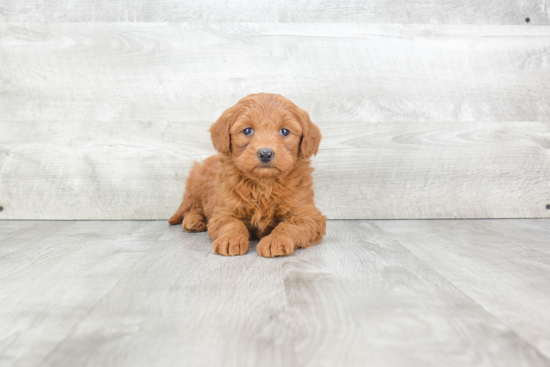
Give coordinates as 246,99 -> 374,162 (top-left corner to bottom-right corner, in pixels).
257,148 -> 274,163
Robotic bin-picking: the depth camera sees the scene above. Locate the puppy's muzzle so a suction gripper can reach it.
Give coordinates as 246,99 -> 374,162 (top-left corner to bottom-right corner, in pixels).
257,148 -> 274,163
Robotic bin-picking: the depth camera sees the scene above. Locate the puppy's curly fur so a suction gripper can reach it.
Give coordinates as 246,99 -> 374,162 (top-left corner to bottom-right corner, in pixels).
169,93 -> 326,257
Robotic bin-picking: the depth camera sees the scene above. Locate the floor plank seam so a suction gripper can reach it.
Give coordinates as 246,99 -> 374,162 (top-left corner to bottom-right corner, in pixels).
34,223 -> 171,367
0,222 -> 78,261
379,225 -> 550,361
420,262 -> 550,360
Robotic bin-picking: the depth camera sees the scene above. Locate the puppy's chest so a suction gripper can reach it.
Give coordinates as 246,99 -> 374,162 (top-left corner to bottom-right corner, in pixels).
237,188 -> 289,231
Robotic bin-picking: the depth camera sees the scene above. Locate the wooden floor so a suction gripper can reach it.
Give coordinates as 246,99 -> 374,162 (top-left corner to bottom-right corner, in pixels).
1,220 -> 549,367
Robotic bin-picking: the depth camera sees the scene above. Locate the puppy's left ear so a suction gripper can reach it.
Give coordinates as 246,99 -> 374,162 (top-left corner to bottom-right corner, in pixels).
297,108 -> 322,159
209,103 -> 240,155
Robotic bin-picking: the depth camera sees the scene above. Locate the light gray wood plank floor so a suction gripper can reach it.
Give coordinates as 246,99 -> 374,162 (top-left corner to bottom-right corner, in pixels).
1,220 -> 549,366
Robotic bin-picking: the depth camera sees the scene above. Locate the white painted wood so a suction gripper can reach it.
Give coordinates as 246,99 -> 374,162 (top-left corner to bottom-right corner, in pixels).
374,219 -> 550,358
0,0 -> 548,24
0,220 -> 545,367
0,120 -> 204,220
315,120 -> 550,219
0,221 -> 168,367
2,23 -> 549,219
1,120 -> 549,219
1,23 -> 550,123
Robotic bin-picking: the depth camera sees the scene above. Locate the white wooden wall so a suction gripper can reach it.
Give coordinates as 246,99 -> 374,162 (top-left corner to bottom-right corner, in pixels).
0,2 -> 549,219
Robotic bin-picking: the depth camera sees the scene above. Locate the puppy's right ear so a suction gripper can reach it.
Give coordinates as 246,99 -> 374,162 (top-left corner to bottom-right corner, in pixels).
209,104 -> 239,155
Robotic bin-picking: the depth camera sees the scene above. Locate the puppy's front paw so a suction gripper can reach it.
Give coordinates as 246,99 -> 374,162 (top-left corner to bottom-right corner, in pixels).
257,235 -> 295,257
213,233 -> 249,256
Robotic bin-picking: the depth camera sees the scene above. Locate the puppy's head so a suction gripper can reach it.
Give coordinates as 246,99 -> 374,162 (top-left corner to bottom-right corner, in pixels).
210,93 -> 321,179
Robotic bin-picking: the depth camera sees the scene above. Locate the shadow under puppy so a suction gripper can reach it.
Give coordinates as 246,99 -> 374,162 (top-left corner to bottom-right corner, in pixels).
169,93 -> 326,257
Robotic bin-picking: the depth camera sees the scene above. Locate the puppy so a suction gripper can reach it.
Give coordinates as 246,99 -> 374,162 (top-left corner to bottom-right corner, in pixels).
169,93 -> 326,257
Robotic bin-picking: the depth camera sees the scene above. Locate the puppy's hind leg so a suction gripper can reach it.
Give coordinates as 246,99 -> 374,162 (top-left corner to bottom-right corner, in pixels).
168,199 -> 188,225
169,190 -> 207,232
169,161 -> 208,232
182,212 -> 206,232
169,196 -> 207,232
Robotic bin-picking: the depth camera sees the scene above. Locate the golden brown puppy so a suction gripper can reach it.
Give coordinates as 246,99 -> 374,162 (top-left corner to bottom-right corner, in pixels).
169,93 -> 326,257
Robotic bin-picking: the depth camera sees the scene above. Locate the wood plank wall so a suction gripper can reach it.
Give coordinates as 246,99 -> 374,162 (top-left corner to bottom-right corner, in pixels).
0,2 -> 549,219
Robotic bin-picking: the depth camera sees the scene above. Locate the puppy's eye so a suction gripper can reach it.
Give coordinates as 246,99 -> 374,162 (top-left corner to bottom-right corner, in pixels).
243,128 -> 253,136
279,128 -> 290,137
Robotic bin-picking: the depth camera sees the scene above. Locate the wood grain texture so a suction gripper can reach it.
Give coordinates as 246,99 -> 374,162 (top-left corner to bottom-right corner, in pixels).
0,220 -> 546,367
0,0 -> 549,24
375,219 -> 550,359
1,23 -> 550,123
1,120 -> 549,220
0,221 -> 74,257
40,225 -> 295,367
0,221 -> 168,367
280,221 -> 550,366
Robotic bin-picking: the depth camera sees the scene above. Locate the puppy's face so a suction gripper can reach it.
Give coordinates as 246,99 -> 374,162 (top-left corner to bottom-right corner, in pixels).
229,103 -> 303,179
210,93 -> 321,179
